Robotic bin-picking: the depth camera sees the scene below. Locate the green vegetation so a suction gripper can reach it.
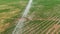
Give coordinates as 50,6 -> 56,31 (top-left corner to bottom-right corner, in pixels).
0,0 -> 60,34
23,0 -> 60,34
29,0 -> 60,18
0,0 -> 28,34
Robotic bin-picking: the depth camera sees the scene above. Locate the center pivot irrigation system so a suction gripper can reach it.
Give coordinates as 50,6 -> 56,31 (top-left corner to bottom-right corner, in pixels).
12,0 -> 33,34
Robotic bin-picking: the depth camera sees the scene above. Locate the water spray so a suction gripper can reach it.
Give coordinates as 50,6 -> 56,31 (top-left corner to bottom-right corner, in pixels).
12,0 -> 33,34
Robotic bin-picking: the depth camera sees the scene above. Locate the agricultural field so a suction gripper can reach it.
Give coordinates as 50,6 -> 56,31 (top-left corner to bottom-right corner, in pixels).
23,0 -> 60,34
0,0 -> 60,34
0,0 -> 28,34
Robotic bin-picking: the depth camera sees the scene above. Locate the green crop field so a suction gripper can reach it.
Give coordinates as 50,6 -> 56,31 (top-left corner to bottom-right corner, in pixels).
0,0 -> 60,34
0,0 -> 28,34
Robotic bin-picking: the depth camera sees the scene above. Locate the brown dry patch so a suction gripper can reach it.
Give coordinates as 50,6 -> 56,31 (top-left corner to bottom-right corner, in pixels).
46,24 -> 60,34
0,23 -> 10,32
0,8 -> 20,19
0,9 -> 20,33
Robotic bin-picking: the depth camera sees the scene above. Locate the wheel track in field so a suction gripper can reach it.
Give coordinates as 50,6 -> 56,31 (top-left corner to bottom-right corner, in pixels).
23,14 -> 60,34
23,14 -> 53,32
40,16 -> 59,34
